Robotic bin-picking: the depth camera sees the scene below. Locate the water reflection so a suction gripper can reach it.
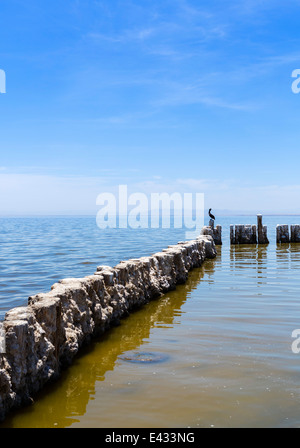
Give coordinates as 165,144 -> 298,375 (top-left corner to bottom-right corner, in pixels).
230,245 -> 268,264
230,245 -> 268,288
276,243 -> 300,267
1,262 -> 216,428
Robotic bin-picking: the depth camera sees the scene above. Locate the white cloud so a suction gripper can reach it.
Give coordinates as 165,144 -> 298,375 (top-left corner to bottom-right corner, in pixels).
151,79 -> 255,110
86,27 -> 155,45
1,171 -> 300,216
133,177 -> 300,214
0,173 -> 111,215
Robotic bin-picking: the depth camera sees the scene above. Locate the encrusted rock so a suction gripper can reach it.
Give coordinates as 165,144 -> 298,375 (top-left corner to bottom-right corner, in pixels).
201,226 -> 222,245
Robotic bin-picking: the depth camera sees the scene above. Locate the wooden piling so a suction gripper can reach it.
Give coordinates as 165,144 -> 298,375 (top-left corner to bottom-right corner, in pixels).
257,214 -> 269,244
232,224 -> 257,244
290,225 -> 300,243
230,225 -> 235,244
276,225 -> 290,243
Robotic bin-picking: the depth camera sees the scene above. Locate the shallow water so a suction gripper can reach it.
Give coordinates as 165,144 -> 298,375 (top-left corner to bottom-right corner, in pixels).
0,217 -> 187,320
1,216 -> 300,427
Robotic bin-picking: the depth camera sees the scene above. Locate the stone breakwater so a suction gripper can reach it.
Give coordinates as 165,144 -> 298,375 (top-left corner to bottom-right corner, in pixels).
0,235 -> 216,421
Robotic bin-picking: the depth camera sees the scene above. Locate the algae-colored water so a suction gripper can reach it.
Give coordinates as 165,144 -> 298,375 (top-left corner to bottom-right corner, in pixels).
2,243 -> 300,428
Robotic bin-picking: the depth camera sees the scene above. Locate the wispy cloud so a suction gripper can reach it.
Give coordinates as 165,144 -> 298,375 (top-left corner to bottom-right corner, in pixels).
1,170 -> 300,215
86,27 -> 156,44
150,79 -> 256,110
229,0 -> 284,17
72,3 -> 300,114
224,52 -> 300,84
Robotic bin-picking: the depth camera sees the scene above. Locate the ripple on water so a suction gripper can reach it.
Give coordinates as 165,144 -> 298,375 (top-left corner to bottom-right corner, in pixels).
119,351 -> 170,364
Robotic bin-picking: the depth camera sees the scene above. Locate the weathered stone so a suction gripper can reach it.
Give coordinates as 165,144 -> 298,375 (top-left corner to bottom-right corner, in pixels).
201,225 -> 222,245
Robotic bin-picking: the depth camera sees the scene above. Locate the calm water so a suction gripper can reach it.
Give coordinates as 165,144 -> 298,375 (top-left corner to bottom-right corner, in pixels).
1,215 -> 300,428
0,217 -> 188,320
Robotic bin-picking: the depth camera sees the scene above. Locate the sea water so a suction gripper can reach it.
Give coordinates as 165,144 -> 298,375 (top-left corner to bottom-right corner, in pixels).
1,215 -> 300,428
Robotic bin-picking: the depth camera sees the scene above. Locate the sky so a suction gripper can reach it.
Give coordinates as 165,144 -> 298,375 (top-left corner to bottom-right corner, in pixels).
0,0 -> 300,215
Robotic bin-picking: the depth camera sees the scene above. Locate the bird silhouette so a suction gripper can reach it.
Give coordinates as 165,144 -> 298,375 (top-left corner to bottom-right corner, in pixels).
208,208 -> 215,220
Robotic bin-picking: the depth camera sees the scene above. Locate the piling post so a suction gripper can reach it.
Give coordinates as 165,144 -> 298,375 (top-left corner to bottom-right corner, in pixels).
230,225 -> 235,244
291,225 -> 300,243
251,225 -> 257,244
214,225 -> 222,245
231,224 -> 257,244
257,214 -> 269,244
209,218 -> 215,229
276,225 -> 290,243
234,225 -> 243,244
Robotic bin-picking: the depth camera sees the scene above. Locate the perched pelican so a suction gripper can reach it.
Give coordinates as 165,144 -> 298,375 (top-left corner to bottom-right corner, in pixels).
208,208 -> 215,220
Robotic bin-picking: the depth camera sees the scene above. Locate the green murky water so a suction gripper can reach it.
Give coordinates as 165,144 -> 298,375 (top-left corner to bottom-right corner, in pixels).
2,243 -> 300,428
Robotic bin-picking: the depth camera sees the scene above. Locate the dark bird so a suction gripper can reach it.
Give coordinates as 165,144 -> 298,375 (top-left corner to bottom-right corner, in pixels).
208,208 -> 215,220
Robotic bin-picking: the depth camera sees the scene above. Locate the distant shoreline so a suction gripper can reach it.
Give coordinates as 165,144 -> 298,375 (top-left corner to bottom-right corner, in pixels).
1,214 -> 300,219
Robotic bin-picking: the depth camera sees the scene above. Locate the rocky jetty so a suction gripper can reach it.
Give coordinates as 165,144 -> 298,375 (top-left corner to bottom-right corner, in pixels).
0,235 -> 216,421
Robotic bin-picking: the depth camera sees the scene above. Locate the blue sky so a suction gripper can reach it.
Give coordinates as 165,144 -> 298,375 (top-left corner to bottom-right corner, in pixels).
0,0 -> 300,215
